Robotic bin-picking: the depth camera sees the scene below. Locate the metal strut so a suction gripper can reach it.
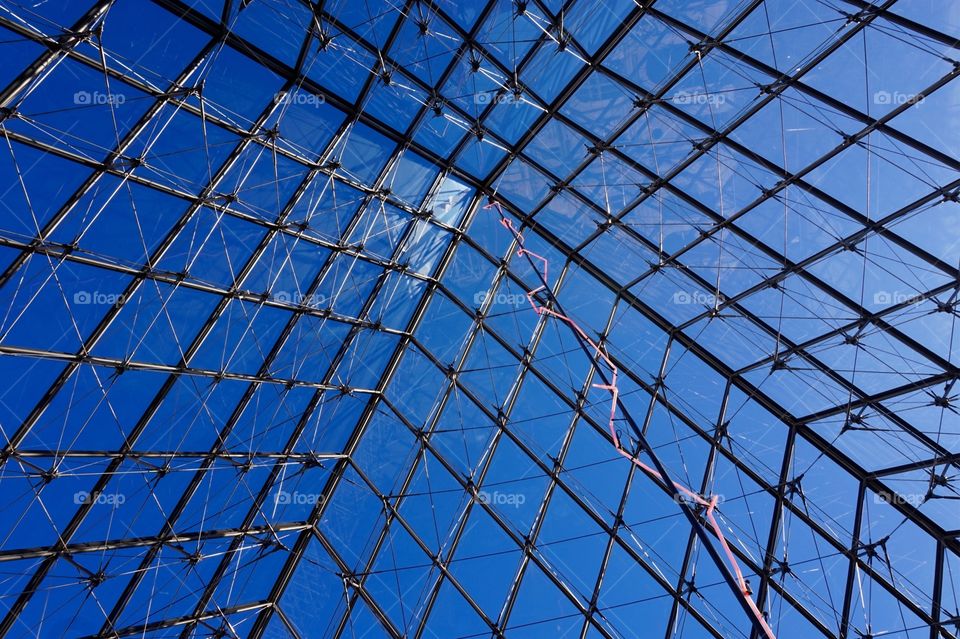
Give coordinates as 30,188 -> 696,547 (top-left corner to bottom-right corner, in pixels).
487,199 -> 776,639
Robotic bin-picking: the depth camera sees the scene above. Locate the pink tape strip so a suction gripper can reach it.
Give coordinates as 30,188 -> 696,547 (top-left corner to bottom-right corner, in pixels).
488,202 -> 775,639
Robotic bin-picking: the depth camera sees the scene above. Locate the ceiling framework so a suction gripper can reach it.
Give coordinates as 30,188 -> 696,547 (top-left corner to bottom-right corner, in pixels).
0,0 -> 958,638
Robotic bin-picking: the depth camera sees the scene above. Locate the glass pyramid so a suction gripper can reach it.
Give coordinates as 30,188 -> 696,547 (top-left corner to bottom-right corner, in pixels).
0,0 -> 958,637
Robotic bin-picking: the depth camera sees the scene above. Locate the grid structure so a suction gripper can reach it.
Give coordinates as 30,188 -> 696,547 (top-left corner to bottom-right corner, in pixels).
0,0 -> 958,637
